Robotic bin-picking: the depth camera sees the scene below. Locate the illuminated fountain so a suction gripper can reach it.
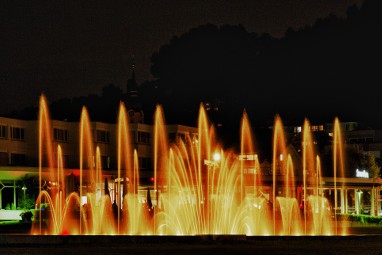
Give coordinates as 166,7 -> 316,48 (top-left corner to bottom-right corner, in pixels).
31,94 -> 347,236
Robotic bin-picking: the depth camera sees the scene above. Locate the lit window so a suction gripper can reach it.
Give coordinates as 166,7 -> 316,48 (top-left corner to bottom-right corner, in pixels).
311,126 -> 319,132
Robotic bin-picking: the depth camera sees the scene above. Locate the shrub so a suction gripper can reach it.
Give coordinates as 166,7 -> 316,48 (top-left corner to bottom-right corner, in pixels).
20,210 -> 33,222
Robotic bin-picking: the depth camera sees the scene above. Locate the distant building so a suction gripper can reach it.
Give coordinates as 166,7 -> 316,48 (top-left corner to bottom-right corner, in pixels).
288,121 -> 382,160
1,116 -> 382,217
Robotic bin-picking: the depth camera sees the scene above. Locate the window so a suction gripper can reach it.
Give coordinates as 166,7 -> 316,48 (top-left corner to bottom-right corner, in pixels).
0,152 -> 8,165
294,126 -> 302,133
10,127 -> 24,140
10,153 -> 26,166
139,157 -> 151,170
365,137 -> 374,143
137,131 -> 150,144
168,132 -> 176,143
178,133 -> 186,143
311,126 -> 318,132
63,155 -> 70,168
130,131 -> 136,143
0,125 -> 7,139
53,153 -> 70,168
53,128 -> 68,142
101,155 -> 111,169
96,130 -> 110,143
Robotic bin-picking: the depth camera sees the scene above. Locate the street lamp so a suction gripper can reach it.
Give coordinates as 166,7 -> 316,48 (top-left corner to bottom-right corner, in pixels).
212,152 -> 221,162
357,189 -> 363,214
22,184 -> 27,208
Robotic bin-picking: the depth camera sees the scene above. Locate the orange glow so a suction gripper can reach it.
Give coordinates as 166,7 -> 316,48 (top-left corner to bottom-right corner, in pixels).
30,94 -> 349,236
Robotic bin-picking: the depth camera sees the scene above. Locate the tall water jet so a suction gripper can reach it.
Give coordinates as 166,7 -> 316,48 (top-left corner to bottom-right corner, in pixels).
271,115 -> 289,235
116,102 -> 151,235
302,119 -> 334,235
333,117 -> 347,235
36,94 -> 55,234
116,102 -> 135,234
240,110 -> 258,199
79,106 -> 95,234
197,103 -> 215,233
152,104 -> 169,234
25,94 -> 359,236
302,118 -> 317,234
239,110 -> 270,235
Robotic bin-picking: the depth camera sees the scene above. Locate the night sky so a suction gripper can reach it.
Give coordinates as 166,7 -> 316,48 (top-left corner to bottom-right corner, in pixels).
0,0 -> 366,118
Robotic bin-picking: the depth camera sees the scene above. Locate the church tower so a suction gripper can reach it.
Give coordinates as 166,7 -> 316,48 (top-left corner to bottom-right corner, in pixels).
125,57 -> 144,123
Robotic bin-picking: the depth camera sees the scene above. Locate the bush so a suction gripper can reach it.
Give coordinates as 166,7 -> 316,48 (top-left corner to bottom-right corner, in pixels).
20,210 -> 33,222
18,194 -> 36,209
338,213 -> 382,224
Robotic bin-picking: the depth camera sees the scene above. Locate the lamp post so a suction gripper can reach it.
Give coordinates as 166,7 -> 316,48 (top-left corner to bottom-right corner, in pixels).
357,189 -> 363,214
203,151 -> 221,234
22,184 -> 27,208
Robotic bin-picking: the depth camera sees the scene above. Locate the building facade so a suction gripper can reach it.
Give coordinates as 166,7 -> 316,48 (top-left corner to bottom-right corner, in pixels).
0,116 -> 198,210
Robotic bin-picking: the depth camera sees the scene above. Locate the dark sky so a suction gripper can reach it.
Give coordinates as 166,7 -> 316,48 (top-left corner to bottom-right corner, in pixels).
0,0 -> 363,115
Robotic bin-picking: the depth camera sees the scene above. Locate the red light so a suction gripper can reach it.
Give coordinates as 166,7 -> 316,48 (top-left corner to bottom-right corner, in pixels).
150,177 -> 154,182
61,230 -> 69,235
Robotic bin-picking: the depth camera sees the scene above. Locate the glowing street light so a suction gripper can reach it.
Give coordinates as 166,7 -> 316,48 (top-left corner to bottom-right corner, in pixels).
205,152 -> 221,167
22,184 -> 27,194
22,184 -> 27,208
213,152 -> 221,162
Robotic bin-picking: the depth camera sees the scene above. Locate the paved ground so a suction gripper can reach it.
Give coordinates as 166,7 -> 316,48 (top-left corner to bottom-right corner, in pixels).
1,234 -> 382,255
1,222 -> 382,255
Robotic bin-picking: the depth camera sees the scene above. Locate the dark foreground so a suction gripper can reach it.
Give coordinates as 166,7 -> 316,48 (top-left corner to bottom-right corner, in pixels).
1,234 -> 382,255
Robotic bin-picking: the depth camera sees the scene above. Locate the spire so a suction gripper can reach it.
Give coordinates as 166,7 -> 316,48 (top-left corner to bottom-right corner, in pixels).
127,55 -> 138,96
131,55 -> 136,84
124,55 -> 144,124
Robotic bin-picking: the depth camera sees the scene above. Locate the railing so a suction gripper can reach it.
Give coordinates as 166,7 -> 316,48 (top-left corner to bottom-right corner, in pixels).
0,209 -> 23,221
